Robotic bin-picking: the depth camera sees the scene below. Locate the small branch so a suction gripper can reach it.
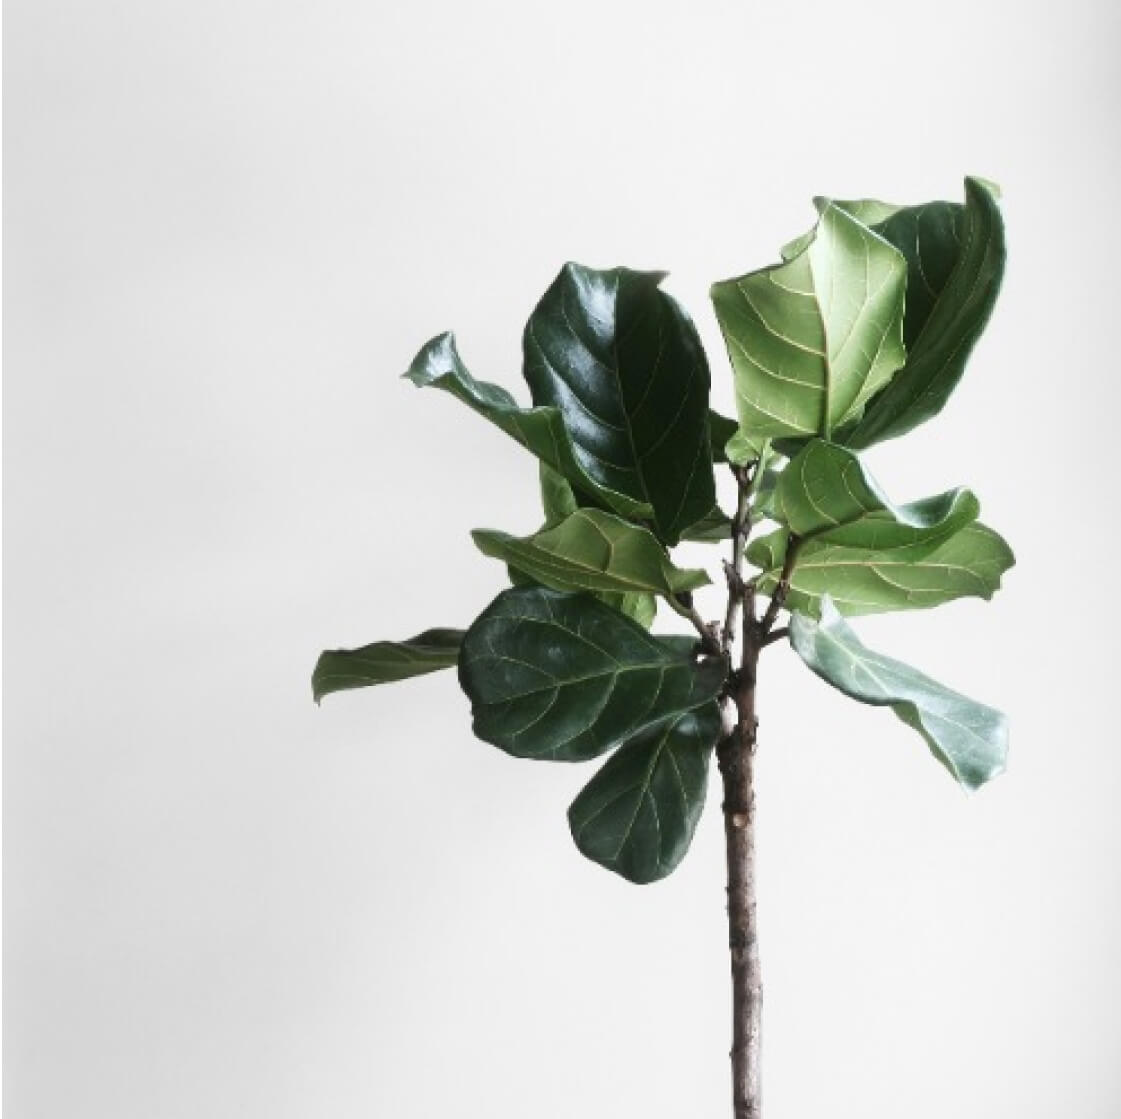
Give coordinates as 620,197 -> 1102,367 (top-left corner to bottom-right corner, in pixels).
759,534 -> 802,635
722,463 -> 760,655
668,592 -> 721,656
761,625 -> 788,648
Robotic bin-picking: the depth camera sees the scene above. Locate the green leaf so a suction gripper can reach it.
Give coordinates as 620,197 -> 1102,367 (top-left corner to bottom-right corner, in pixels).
473,509 -> 710,599
771,439 -> 979,545
746,522 -> 1014,617
788,597 -> 1008,789
680,504 -> 734,543
405,332 -> 651,520
779,199 -> 905,261
507,561 -> 657,629
710,203 -> 907,444
833,178 -> 1006,447
521,465 -> 657,628
568,706 -> 719,883
708,408 -> 740,463
538,462 -> 579,525
457,586 -> 725,762
312,629 -> 463,702
523,263 -> 716,546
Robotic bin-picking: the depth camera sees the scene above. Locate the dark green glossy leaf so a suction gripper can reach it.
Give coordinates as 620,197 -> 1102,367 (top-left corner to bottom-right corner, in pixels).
405,333 -> 650,519
708,408 -> 740,463
746,522 -> 1014,617
523,263 -> 715,545
457,587 -> 725,761
772,439 -> 979,545
568,706 -> 720,883
473,509 -> 710,599
312,629 -> 463,702
710,204 -> 907,444
680,504 -> 734,543
832,178 -> 1006,447
789,597 -> 1008,789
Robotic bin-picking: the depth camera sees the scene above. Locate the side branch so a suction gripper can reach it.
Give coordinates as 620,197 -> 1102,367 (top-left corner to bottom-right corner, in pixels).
758,534 -> 802,634
722,463 -> 758,655
669,592 -> 721,655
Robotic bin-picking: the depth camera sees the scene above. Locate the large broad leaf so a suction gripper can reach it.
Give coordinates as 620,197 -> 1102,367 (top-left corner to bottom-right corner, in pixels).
771,439 -> 979,545
746,522 -> 1014,616
474,509 -> 710,599
568,706 -> 720,884
710,203 -> 907,444
522,263 -> 715,546
405,333 -> 651,520
788,597 -> 1008,789
457,586 -> 725,762
829,179 -> 1006,447
313,629 -> 463,702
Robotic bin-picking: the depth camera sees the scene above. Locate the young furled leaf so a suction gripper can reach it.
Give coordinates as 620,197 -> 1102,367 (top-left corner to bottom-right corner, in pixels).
788,597 -> 1008,789
523,263 -> 716,546
457,586 -> 724,762
710,204 -> 907,445
792,178 -> 1006,448
312,629 -> 464,702
747,522 -> 1014,616
473,508 -> 710,600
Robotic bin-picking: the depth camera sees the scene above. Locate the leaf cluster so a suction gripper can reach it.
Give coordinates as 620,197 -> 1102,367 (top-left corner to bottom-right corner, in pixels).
313,177 -> 1014,883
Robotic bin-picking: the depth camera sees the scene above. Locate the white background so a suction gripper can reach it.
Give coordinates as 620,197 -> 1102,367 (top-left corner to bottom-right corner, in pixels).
6,1 -> 1119,1116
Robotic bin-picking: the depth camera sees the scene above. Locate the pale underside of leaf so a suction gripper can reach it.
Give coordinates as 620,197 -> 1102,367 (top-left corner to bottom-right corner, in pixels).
312,628 -> 464,702
773,439 -> 979,544
748,522 -> 1013,616
710,204 -> 907,445
789,597 -> 1008,789
473,509 -> 710,599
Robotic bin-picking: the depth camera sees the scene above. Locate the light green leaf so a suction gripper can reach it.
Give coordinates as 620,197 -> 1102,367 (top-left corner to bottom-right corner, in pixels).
771,439 -> 979,545
710,203 -> 907,444
312,629 -> 463,702
457,587 -> 724,762
474,508 -> 709,602
832,178 -> 1006,447
405,332 -> 651,520
789,597 -> 1008,789
746,522 -> 1014,616
568,706 -> 719,883
523,263 -> 716,545
780,198 -> 906,261
522,465 -> 657,627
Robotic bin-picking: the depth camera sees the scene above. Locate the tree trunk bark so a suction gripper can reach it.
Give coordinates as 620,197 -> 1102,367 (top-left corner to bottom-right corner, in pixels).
717,643 -> 762,1119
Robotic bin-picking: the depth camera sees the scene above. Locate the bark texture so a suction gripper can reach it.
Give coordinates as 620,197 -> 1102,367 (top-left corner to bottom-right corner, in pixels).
717,644 -> 762,1119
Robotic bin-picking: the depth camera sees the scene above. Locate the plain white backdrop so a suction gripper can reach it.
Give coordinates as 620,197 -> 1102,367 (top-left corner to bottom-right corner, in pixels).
5,0 -> 1120,1115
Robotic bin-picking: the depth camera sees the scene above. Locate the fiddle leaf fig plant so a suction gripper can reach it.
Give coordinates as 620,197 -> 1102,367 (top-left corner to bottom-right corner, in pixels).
313,176 -> 1012,1119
